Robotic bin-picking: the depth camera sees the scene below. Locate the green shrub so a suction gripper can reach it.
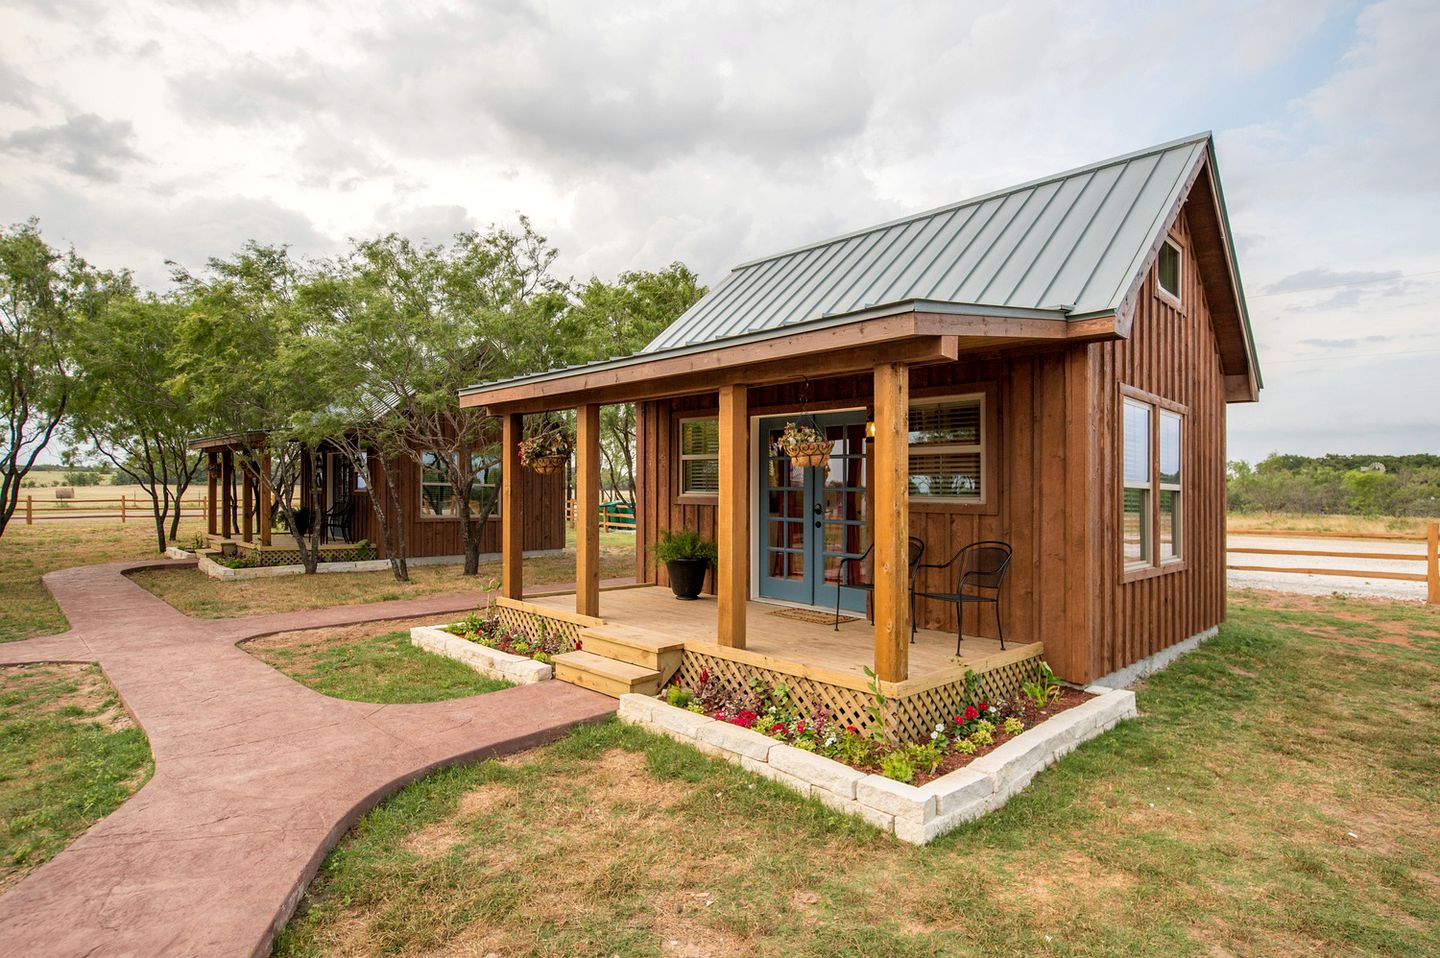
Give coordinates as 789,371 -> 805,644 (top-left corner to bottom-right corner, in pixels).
653,527 -> 717,565
879,751 -> 915,784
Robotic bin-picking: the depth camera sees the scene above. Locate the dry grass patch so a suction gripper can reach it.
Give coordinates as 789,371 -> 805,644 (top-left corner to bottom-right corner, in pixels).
276,591 -> 1440,958
0,519 -> 206,642
1225,512 -> 1437,536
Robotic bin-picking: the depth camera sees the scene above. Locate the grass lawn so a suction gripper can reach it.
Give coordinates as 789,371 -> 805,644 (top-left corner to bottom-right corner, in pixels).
0,663 -> 153,893
130,530 -> 638,619
275,590 -> 1440,958
244,620 -> 512,704
0,519 -> 207,643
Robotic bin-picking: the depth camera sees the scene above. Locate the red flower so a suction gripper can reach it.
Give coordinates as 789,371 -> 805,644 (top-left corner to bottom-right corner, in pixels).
846,725 -> 859,733
980,700 -> 989,711
575,638 -> 583,651
963,705 -> 979,721
953,715 -> 964,724
795,722 -> 805,734
770,722 -> 788,734
699,668 -> 709,684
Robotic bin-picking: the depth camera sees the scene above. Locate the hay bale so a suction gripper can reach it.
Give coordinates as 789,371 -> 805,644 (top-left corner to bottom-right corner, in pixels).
55,487 -> 75,499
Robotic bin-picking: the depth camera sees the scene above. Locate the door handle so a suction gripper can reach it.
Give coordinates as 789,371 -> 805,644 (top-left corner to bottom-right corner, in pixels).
814,520 -> 822,528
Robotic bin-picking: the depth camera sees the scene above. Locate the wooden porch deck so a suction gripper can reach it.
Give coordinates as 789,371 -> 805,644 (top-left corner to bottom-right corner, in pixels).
526,585 -> 1038,689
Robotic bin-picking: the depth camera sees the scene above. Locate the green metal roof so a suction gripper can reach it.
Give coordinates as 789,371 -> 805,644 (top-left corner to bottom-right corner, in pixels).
645,133 -> 1213,353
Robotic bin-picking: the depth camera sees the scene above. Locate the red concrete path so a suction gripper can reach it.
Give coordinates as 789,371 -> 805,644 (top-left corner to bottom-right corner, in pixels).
0,560 -> 619,957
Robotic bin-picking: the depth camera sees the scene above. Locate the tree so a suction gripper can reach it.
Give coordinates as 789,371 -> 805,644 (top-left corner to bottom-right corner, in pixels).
555,263 -> 704,504
172,244 -> 331,572
307,222 -> 570,579
1,220 -> 130,538
67,294 -> 208,551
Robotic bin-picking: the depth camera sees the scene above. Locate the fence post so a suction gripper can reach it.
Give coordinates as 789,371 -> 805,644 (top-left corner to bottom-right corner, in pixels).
1428,521 -> 1438,606
26,495 -> 32,525
121,496 -> 126,524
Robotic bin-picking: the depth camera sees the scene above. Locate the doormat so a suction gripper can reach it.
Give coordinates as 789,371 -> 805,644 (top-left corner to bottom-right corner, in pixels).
767,607 -> 862,626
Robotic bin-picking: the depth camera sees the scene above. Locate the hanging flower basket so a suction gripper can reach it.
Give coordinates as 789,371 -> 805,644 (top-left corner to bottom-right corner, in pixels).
778,421 -> 830,468
519,425 -> 573,475
529,454 -> 568,475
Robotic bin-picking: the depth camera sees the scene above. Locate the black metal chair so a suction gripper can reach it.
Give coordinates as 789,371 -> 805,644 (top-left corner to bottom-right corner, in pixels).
912,541 -> 1013,653
323,499 -> 355,544
834,537 -> 926,633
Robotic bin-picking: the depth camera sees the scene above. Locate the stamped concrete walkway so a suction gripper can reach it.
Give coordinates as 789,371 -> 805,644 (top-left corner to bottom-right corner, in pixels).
0,560 -> 618,957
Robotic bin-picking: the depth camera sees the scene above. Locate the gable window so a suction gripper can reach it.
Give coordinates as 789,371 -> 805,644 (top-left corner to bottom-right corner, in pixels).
1122,390 -> 1184,572
908,394 -> 985,503
679,416 -> 719,496
1157,240 -> 1181,300
420,452 -> 501,518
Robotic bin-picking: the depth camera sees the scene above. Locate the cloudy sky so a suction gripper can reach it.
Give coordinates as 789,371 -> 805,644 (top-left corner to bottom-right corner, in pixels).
2,0 -> 1436,462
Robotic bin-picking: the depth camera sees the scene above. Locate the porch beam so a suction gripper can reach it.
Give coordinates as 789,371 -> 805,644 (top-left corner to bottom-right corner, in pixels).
501,412 -> 524,599
872,361 -> 910,682
220,451 -> 233,539
241,458 -> 254,543
206,451 -> 217,536
716,384 -> 749,649
575,403 -> 600,617
258,451 -> 272,547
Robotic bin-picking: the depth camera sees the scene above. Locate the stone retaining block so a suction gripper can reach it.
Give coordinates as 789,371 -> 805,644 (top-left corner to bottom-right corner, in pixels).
616,688 -> 1138,845
409,626 -> 552,684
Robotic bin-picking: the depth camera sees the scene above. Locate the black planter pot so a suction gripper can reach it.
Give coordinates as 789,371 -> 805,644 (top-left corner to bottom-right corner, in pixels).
665,558 -> 710,600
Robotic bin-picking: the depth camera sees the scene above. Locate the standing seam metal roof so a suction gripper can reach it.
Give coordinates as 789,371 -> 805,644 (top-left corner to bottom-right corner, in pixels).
644,133 -> 1211,354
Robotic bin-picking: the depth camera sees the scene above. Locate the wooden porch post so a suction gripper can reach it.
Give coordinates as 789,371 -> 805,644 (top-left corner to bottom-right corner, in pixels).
501,412 -> 524,600
220,451 -> 233,539
872,362 -> 910,682
717,384 -> 749,649
241,458 -> 254,543
258,451 -> 272,547
576,403 -> 601,617
206,451 -> 218,536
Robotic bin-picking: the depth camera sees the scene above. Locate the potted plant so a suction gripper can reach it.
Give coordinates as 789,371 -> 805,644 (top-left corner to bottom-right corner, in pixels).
777,420 -> 830,468
519,423 -> 573,475
654,527 -> 718,600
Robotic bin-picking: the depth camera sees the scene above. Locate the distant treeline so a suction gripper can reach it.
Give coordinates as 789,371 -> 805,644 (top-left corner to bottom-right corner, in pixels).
1228,454 -> 1440,516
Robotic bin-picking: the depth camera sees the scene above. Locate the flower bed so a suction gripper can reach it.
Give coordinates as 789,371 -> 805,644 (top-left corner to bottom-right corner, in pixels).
660,661 -> 1090,786
445,607 -> 570,666
619,683 -> 1138,844
409,624 -> 551,685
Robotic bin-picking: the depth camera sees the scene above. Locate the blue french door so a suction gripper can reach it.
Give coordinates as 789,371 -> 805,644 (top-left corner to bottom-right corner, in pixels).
758,413 -> 869,611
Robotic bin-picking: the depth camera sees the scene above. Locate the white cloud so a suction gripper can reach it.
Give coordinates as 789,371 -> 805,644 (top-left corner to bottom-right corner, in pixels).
1,0 -> 1437,458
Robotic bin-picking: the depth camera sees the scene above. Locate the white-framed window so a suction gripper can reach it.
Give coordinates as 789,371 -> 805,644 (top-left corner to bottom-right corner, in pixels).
908,393 -> 985,503
1158,410 -> 1182,561
1158,240 -> 1182,301
420,452 -> 501,518
1122,391 -> 1184,571
679,416 -> 719,496
1122,398 -> 1152,566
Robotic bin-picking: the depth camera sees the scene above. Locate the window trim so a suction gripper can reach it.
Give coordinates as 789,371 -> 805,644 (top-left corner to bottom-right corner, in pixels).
676,414 -> 720,501
1119,385 -> 1188,582
418,451 -> 502,522
1157,238 -> 1183,306
906,390 -> 989,507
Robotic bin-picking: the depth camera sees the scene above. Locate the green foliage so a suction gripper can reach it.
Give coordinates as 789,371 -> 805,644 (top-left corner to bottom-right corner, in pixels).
653,527 -> 717,564
952,736 -> 977,755
1228,453 -> 1440,517
1004,716 -> 1025,736
878,750 -> 914,784
1020,660 -> 1062,711
861,664 -> 888,740
969,726 -> 993,747
665,686 -> 693,709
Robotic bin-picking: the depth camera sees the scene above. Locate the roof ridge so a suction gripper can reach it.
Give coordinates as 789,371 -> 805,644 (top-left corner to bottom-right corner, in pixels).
729,132 -> 1214,272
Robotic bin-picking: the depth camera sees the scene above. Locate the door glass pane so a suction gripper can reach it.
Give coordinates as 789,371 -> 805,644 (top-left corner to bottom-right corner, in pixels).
786,551 -> 804,579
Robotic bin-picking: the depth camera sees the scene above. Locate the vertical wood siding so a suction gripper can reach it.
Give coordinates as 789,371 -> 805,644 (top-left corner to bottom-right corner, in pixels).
350,455 -> 565,559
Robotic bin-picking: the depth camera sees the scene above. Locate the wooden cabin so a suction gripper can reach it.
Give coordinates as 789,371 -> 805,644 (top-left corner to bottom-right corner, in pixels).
190,435 -> 566,567
458,133 -> 1259,738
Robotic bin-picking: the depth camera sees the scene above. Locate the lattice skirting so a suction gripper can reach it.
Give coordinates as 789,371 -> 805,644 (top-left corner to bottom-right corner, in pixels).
675,645 -> 1045,744
231,545 -> 377,566
491,604 -> 583,653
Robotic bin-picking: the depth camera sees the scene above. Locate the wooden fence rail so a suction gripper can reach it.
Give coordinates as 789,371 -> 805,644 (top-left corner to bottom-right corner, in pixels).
565,498 -> 636,533
1227,521 -> 1439,605
24,495 -> 210,525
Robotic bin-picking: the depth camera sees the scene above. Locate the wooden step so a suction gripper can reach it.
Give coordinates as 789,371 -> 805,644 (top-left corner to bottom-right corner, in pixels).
553,650 -> 661,698
578,626 -> 684,680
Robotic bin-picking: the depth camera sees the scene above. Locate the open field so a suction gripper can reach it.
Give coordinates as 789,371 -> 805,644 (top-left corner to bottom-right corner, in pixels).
131,529 -> 637,618
0,663 -> 153,893
1227,512 -> 1438,537
275,590 -> 1440,958
244,621 -> 512,704
0,519 -> 207,643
